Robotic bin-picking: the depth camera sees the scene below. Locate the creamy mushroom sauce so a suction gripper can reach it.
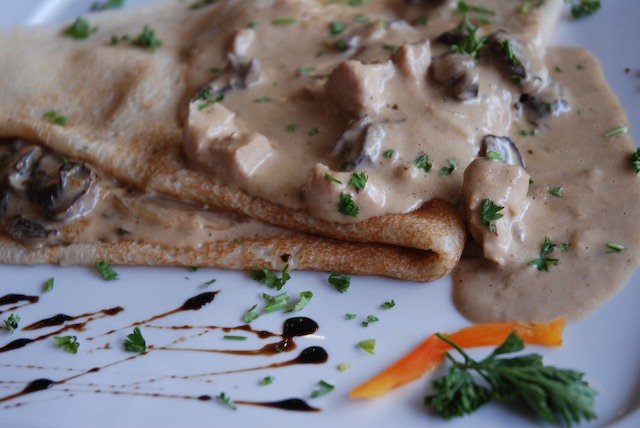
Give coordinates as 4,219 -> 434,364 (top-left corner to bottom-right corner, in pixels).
182,0 -> 640,321
0,140 -> 291,248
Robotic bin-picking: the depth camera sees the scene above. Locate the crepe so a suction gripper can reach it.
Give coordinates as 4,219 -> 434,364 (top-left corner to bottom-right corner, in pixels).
0,0 -> 564,280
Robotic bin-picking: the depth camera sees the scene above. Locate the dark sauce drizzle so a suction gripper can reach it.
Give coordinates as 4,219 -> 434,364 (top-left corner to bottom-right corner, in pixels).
0,293 -> 39,315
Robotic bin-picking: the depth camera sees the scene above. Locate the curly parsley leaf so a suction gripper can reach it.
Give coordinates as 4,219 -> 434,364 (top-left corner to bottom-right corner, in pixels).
54,335 -> 79,354
425,332 -> 597,425
249,264 -> 291,290
338,192 -> 359,216
63,17 -> 97,40
124,327 -> 146,352
349,171 -> 368,191
414,154 -> 433,173
480,199 -> 504,232
4,314 -> 20,334
328,273 -> 351,293
529,236 -> 568,271
95,261 -> 118,281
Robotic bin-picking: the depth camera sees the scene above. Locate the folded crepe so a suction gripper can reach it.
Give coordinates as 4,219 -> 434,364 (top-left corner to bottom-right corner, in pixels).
0,0 -> 563,280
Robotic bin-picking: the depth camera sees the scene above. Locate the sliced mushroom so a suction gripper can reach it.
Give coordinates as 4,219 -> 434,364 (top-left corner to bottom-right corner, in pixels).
28,156 -> 100,222
431,53 -> 479,101
198,54 -> 262,100
8,215 -> 58,244
488,31 -> 527,81
331,115 -> 386,170
518,82 -> 570,121
481,135 -> 526,168
6,145 -> 43,194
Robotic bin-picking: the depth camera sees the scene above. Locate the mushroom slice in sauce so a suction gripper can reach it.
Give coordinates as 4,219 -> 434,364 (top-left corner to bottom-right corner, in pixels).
330,115 -> 386,171
6,145 -> 43,194
200,53 -> 262,99
481,135 -> 526,169
28,154 -> 100,222
9,215 -> 58,244
431,53 -> 479,101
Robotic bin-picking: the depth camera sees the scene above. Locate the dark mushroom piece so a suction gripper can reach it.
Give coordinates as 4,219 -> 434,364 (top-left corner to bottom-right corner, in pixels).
28,154 -> 99,222
481,135 -> 526,169
431,53 -> 479,101
519,91 -> 570,122
6,145 -> 43,194
200,53 -> 262,99
8,215 -> 58,244
488,30 -> 527,83
330,115 -> 386,170
0,185 -> 9,217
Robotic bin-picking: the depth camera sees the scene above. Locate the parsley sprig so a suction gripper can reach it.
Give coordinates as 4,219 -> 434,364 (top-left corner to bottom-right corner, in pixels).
480,199 -> 504,233
425,332 -> 597,425
132,25 -> 162,52
338,192 -> 359,217
54,335 -> 80,354
4,314 -> 20,334
249,264 -> 290,290
124,327 -> 146,352
528,236 -> 568,272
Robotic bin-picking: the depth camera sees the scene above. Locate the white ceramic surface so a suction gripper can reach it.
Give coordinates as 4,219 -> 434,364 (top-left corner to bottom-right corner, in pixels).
1,1 -> 639,427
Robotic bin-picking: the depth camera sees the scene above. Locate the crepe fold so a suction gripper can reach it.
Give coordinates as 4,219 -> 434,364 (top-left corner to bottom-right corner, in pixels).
0,0 -> 466,281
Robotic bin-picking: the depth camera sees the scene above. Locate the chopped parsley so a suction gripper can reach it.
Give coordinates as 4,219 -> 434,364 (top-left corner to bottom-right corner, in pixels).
299,66 -> 315,74
499,40 -> 521,65
243,304 -> 261,323
249,264 -> 291,290
338,363 -> 352,371
632,148 -> 640,175
569,0 -> 601,19
223,335 -> 248,341
528,236 -> 568,271
480,199 -> 504,233
216,392 -> 237,410
450,16 -> 488,58
193,87 -> 224,110
358,338 -> 376,355
286,122 -> 298,132
349,171 -> 368,191
602,125 -> 628,138
486,150 -> 503,161
4,314 -> 20,334
338,192 -> 359,216
110,34 -> 131,45
260,376 -> 274,386
43,110 -> 68,126
383,149 -> 395,158
606,242 -> 626,253
311,380 -> 335,398
286,291 -> 313,313
95,261 -> 118,281
201,278 -> 217,288
439,158 -> 458,176
328,273 -> 351,293
324,173 -> 342,184
63,17 -> 97,40
382,44 -> 400,53
414,154 -> 433,173
44,277 -> 55,293
362,315 -> 379,327
520,128 -> 539,137
124,327 -> 146,352
416,15 -> 428,26
548,187 -> 563,197
272,18 -> 297,26
255,96 -> 273,103
345,313 -> 357,320
54,335 -> 79,354
456,1 -> 495,15
132,25 -> 162,52
380,299 -> 396,309
308,127 -> 320,136
330,21 -> 347,36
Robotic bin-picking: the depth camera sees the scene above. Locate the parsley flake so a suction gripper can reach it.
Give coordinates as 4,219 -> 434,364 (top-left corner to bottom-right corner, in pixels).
193,87 -> 224,110
338,363 -> 352,371
345,313 -> 357,320
358,339 -> 376,355
190,0 -> 215,10
308,127 -> 320,136
260,376 -> 274,386
54,335 -> 79,354
349,171 -> 368,191
606,242 -> 626,253
486,150 -> 503,161
91,0 -> 126,11
548,187 -> 563,197
95,261 -> 118,281
272,18 -> 297,26
338,192 -> 359,216
4,314 -> 20,334
324,173 -> 342,184
202,278 -> 217,288
124,327 -> 146,352
439,158 -> 458,176
602,125 -> 628,138
330,21 -> 347,36
243,304 -> 261,323
286,122 -> 298,132
570,0 -> 601,19
362,315 -> 379,327
328,273 -> 351,293
380,299 -> 395,309
632,148 -> 640,175
382,44 -> 400,53
250,264 -> 291,290
132,25 -> 162,52
480,199 -> 504,233
383,149 -> 394,158
63,17 -> 97,40
44,277 -> 55,293
216,392 -> 237,410
528,236 -> 568,271
223,335 -> 248,341
414,154 -> 433,173
311,380 -> 335,398
255,96 -> 273,103
43,110 -> 68,126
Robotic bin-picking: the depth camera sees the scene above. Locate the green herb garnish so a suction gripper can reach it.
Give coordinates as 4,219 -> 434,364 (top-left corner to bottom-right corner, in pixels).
223,335 -> 248,341
631,148 -> 640,175
338,192 -> 359,217
486,150 -> 503,161
4,314 -> 20,334
362,315 -> 379,327
255,96 -> 272,103
308,127 -> 320,136
124,327 -> 146,352
260,376 -> 274,386
132,25 -> 162,52
425,332 -> 597,425
480,199 -> 504,233
193,87 -> 224,110
456,1 -> 495,15
338,363 -> 352,371
414,154 -> 433,173
202,278 -> 217,288
286,291 -> 313,313
54,335 -> 79,354
299,66 -> 315,74
95,261 -> 118,281
349,171 -> 368,191
330,21 -> 347,36
569,0 -> 601,19
345,313 -> 357,320
602,125 -> 628,138
63,17 -> 96,40
324,173 -> 342,184
358,339 -> 376,354
216,392 -> 237,410
91,0 -> 126,11
249,264 -> 291,290
528,236 -> 567,271
383,149 -> 394,158
439,158 -> 458,176
311,380 -> 335,398
190,0 -> 215,10
272,18 -> 297,26
44,277 -> 55,293
548,187 -> 563,197
380,299 -> 395,309
43,110 -> 68,126
382,44 -> 400,53
243,304 -> 260,323
606,242 -> 626,253
328,273 -> 351,293
450,16 -> 488,58
286,122 -> 298,132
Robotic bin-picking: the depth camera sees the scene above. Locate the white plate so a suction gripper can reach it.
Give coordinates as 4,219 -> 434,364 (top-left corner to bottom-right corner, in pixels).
1,1 -> 639,427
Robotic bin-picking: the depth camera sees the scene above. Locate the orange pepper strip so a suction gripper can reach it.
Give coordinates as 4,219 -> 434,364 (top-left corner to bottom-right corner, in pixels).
349,317 -> 565,399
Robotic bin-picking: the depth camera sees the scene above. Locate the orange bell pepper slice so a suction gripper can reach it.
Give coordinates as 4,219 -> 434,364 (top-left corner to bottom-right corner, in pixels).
350,317 -> 565,399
